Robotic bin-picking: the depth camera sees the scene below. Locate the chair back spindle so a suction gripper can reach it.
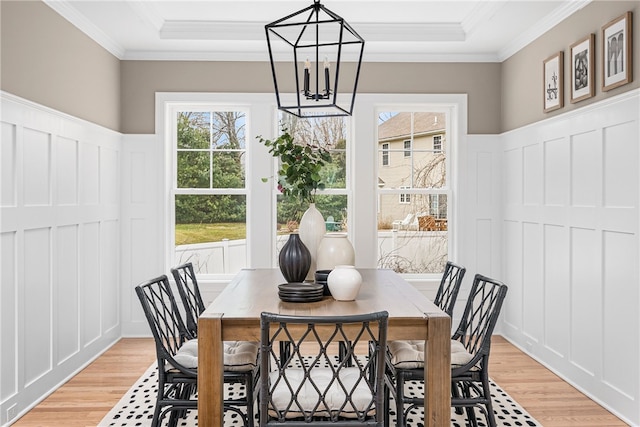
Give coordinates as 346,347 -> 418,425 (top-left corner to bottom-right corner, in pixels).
171,262 -> 205,338
433,261 -> 466,317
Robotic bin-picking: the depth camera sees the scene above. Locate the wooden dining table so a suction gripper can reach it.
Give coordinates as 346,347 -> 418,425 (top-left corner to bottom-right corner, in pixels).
198,268 -> 451,427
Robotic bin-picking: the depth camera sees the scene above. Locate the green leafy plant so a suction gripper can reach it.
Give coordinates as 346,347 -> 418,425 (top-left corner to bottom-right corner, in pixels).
257,125 -> 332,204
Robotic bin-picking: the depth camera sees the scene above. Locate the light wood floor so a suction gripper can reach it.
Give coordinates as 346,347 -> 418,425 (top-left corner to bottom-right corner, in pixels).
12,336 -> 625,427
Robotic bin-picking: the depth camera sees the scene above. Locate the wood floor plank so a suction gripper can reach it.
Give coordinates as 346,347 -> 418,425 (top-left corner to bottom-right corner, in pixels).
12,338 -> 155,427
489,336 -> 625,427
12,336 -> 626,426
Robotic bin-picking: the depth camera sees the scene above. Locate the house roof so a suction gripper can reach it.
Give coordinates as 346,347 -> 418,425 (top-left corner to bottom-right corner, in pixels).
378,112 -> 445,141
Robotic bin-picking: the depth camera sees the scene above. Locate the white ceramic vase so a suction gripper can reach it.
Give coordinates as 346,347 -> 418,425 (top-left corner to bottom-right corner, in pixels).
316,233 -> 355,271
298,203 -> 326,281
327,265 -> 362,301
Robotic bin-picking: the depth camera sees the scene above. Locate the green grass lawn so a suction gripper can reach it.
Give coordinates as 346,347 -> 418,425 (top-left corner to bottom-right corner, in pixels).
175,223 -> 247,245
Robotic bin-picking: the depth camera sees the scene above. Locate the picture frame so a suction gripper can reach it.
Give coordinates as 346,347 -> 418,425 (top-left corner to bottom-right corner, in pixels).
570,34 -> 595,103
543,51 -> 563,112
602,11 -> 633,91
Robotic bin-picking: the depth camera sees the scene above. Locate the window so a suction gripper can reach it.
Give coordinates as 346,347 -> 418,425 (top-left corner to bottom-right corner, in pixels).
376,111 -> 450,274
160,92 -> 464,281
433,135 -> 442,152
429,194 -> 447,219
173,109 -> 248,275
404,140 -> 412,157
382,143 -> 389,166
399,186 -> 411,204
274,114 -> 349,248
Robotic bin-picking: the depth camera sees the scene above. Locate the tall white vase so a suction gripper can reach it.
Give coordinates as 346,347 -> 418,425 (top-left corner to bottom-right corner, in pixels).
298,203 -> 326,281
316,233 -> 355,271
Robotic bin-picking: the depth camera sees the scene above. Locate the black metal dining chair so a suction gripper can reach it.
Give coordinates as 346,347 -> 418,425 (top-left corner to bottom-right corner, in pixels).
135,275 -> 199,426
384,260 -> 465,426
171,262 -> 259,426
136,274 -> 259,427
387,273 -> 508,427
258,311 -> 391,426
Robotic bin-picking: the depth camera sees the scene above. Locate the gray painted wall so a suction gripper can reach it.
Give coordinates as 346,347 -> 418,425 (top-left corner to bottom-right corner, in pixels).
0,1 -> 121,131
120,60 -> 501,134
502,1 -> 639,132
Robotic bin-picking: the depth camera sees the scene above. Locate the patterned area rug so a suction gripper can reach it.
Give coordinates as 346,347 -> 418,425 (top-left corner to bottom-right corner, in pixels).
99,363 -> 540,426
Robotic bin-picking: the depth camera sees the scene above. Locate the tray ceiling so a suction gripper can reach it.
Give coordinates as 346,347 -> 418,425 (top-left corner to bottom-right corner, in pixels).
44,0 -> 591,62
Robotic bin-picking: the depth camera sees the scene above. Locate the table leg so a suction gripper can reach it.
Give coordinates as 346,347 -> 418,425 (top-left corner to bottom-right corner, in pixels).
198,313 -> 224,426
424,312 -> 451,427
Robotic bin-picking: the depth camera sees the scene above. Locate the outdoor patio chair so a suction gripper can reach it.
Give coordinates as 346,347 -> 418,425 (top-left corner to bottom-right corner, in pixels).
392,213 -> 414,230
417,215 -> 436,231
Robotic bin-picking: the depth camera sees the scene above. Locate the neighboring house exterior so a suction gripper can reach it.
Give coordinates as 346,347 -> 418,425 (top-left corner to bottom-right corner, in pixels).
377,112 -> 447,226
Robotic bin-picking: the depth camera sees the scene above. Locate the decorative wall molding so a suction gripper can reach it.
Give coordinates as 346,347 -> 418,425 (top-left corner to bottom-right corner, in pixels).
0,92 -> 122,425
498,89 -> 639,425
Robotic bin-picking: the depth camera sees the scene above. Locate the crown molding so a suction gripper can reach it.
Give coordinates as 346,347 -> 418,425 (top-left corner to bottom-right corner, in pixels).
160,21 -> 465,42
461,1 -> 507,37
122,48 -> 499,63
43,0 -> 126,58
497,0 -> 591,61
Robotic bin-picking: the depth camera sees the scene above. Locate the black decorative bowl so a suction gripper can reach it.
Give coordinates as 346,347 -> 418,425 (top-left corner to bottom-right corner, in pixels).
315,269 -> 333,296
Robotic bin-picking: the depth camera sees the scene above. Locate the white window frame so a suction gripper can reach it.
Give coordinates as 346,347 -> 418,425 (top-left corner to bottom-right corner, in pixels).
399,186 -> 411,204
157,93 -> 467,282
382,143 -> 389,166
429,193 -> 447,219
352,94 -> 466,280
433,134 -> 443,152
157,93 -> 278,281
403,139 -> 412,157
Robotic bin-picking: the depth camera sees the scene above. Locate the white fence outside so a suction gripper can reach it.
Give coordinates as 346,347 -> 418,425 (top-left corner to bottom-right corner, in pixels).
176,231 -> 447,275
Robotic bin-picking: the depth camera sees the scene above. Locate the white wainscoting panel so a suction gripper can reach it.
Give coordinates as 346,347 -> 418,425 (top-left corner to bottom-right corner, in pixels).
500,90 -> 639,425
56,224 -> 79,364
0,93 -> 122,425
522,221 -> 542,344
120,134 -> 165,337
461,135 -> 503,328
1,232 -> 18,402
23,227 -> 52,387
1,123 -> 16,206
503,220 -> 522,332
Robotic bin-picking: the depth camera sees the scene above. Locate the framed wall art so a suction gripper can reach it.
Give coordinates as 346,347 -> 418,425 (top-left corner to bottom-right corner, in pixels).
543,51 -> 563,112
570,34 -> 595,103
602,11 -> 633,91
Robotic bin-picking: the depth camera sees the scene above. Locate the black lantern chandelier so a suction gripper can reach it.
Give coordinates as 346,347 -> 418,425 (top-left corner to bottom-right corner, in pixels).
265,0 -> 365,117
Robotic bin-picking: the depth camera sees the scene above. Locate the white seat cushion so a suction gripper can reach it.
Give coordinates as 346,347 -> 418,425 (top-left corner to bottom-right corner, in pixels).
268,367 -> 375,418
388,339 -> 474,369
171,339 -> 198,369
223,341 -> 260,372
167,340 -> 258,372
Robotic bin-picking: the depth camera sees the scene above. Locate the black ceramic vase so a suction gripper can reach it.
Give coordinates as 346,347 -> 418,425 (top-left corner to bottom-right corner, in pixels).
279,233 -> 312,283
